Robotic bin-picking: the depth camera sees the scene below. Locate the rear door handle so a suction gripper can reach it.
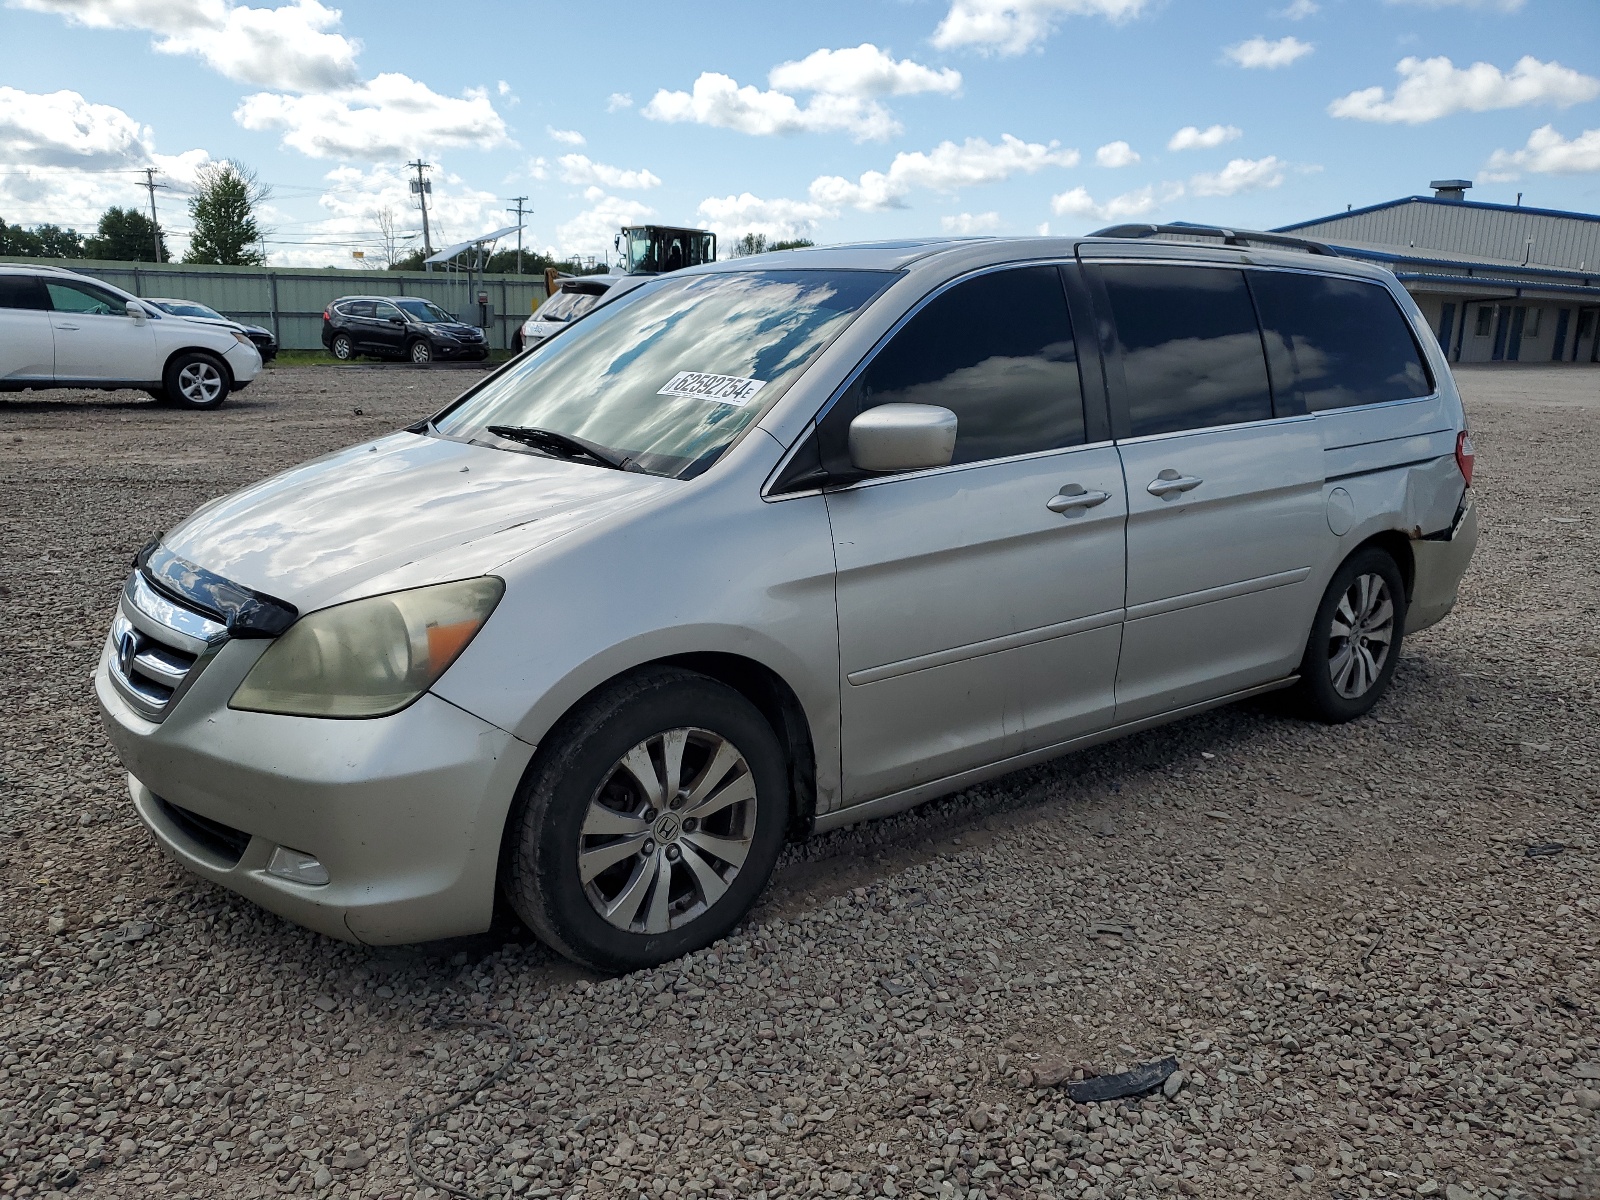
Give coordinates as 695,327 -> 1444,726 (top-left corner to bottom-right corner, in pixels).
1147,469 -> 1203,498
1047,484 -> 1112,514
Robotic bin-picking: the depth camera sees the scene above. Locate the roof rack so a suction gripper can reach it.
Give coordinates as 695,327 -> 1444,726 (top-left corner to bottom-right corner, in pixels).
1089,223 -> 1340,258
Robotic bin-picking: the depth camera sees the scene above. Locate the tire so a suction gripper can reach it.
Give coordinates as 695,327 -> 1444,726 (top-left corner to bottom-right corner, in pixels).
408,339 -> 433,364
162,352 -> 230,410
1292,547 -> 1407,723
504,667 -> 789,971
511,329 -> 524,353
330,333 -> 354,361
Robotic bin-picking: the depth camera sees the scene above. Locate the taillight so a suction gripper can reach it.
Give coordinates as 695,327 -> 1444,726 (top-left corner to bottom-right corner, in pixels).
322,307 -> 331,320
1455,430 -> 1476,487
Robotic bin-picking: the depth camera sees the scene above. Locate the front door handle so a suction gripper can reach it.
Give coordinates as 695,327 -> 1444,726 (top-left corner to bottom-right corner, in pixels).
53,323 -> 81,331
1047,484 -> 1112,514
1147,469 -> 1203,498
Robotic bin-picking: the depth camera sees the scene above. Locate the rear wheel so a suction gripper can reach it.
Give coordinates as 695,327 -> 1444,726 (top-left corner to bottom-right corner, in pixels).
408,339 -> 433,364
504,667 -> 788,971
162,352 -> 230,410
330,333 -> 354,361
1292,547 -> 1407,723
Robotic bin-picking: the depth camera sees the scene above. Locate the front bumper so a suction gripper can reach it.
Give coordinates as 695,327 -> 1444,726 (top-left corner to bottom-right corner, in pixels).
431,339 -> 488,360
96,640 -> 536,944
1407,498 -> 1478,635
224,341 -> 263,384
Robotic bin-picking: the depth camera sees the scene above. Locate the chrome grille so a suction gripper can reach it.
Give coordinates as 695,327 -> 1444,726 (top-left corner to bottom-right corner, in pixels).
108,572 -> 228,721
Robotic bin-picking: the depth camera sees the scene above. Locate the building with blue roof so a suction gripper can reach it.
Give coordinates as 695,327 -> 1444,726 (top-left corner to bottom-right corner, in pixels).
1275,181 -> 1600,366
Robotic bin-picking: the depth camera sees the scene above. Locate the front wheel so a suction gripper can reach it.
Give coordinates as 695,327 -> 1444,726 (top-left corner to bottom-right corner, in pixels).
1292,547 -> 1407,723
504,667 -> 788,971
408,339 -> 433,364
163,352 -> 230,410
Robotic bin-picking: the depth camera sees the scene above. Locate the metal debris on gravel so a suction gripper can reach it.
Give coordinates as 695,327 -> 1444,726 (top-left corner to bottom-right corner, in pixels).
0,365 -> 1596,1200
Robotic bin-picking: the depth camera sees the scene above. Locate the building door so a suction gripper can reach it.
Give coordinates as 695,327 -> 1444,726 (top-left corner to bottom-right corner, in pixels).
1551,309 -> 1572,361
1436,303 -> 1456,357
1574,309 -> 1599,363
1491,307 -> 1511,361
1506,306 -> 1527,361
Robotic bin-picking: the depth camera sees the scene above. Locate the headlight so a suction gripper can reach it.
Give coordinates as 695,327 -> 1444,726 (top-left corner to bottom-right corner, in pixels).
231,331 -> 254,347
230,577 -> 504,718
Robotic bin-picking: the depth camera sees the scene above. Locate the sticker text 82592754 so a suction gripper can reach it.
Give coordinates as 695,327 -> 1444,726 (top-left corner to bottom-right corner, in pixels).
657,371 -> 768,407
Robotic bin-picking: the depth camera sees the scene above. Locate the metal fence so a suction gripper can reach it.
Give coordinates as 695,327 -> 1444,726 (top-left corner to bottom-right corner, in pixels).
0,256 -> 550,351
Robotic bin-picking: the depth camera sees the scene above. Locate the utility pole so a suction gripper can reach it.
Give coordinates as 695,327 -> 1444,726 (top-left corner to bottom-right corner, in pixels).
505,196 -> 529,274
139,167 -> 169,263
407,160 -> 433,261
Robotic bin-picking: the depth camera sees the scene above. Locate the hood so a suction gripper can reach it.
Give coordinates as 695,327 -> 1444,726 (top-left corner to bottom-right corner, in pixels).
162,431 -> 670,612
432,322 -> 484,338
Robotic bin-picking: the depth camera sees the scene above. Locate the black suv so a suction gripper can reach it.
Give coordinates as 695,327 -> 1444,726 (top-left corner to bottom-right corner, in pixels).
321,296 -> 488,363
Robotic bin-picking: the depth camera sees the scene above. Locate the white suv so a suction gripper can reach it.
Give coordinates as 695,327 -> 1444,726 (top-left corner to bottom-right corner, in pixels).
0,264 -> 261,409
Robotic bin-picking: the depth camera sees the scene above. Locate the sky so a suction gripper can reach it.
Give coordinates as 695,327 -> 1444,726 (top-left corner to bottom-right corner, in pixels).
1,0 -> 1597,268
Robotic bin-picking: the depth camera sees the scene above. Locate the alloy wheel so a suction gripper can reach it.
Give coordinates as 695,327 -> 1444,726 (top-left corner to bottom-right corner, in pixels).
1327,572 -> 1395,699
578,727 -> 757,935
176,361 -> 223,405
331,335 -> 352,360
410,341 -> 433,364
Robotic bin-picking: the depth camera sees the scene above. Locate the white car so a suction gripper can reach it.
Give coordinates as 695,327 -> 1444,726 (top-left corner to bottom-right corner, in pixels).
514,275 -> 647,352
0,264 -> 262,409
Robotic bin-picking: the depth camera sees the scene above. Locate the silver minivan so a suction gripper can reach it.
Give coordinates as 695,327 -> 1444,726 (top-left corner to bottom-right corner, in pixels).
97,230 -> 1478,969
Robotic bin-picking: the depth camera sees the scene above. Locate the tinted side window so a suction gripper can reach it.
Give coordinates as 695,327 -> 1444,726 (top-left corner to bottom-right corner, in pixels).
0,275 -> 47,311
374,302 -> 402,320
45,280 -> 128,316
845,266 -> 1085,465
345,301 -> 376,318
1099,265 -> 1272,438
1250,272 -> 1432,412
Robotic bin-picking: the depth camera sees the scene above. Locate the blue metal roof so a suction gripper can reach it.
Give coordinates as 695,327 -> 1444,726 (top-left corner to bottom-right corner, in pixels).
1275,194 -> 1600,232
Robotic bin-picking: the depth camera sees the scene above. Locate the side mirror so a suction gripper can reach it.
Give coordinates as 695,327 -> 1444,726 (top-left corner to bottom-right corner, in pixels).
126,301 -> 147,324
848,403 -> 958,473
387,316 -> 404,324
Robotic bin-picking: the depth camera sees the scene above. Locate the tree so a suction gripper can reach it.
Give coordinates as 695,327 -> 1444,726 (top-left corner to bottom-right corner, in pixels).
370,207 -> 414,269
84,206 -> 168,262
729,233 -> 814,257
0,219 -> 85,258
184,161 -> 269,265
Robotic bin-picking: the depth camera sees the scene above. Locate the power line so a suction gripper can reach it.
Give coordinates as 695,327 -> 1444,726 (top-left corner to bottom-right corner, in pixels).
406,160 -> 433,259
139,167 -> 170,263
505,196 -> 529,275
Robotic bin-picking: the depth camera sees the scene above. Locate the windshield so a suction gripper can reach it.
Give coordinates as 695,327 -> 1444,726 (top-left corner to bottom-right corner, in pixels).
157,301 -> 224,320
435,269 -> 894,478
396,299 -> 452,323
537,289 -> 602,323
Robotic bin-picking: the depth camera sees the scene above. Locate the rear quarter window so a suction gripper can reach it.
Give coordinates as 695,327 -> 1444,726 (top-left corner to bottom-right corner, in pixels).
0,275 -> 48,310
1249,271 -> 1433,413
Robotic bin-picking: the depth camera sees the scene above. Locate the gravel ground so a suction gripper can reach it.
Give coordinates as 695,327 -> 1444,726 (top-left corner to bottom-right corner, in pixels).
1,363 -> 1596,1200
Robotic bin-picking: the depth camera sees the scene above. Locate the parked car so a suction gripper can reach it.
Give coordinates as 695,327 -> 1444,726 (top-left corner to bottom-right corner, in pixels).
0,264 -> 261,408
513,275 -> 641,352
146,298 -> 277,362
321,295 -> 488,363
98,231 -> 1477,970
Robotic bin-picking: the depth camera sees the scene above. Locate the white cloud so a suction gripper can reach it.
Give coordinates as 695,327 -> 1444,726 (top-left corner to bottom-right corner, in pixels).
644,72 -> 904,141
298,160 -> 503,267
1330,56 -> 1599,124
696,192 -> 835,241
555,193 -> 654,261
557,154 -> 661,190
1384,0 -> 1525,10
11,0 -> 361,91
809,134 -> 1080,211
1484,125 -> 1600,179
768,44 -> 961,98
644,43 -> 959,143
940,211 -> 1002,234
1049,184 -> 1166,224
1189,155 -> 1286,196
932,0 -> 1150,55
1168,123 -> 1243,151
1224,36 -> 1313,69
1036,221 -> 1050,235
1095,140 -> 1140,168
235,73 -> 510,159
547,126 -> 586,145
1278,0 -> 1319,17
0,86 -> 213,226
607,92 -> 633,112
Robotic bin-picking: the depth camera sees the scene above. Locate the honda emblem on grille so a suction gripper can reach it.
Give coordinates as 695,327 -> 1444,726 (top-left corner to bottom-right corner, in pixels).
118,629 -> 139,677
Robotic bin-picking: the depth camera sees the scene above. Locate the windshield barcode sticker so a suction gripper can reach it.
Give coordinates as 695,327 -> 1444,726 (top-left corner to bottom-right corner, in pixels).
658,371 -> 767,407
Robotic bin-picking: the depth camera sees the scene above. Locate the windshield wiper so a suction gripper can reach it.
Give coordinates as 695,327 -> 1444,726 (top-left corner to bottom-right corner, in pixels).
486,425 -> 635,472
